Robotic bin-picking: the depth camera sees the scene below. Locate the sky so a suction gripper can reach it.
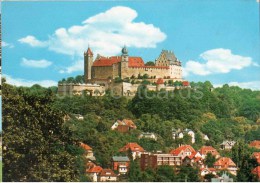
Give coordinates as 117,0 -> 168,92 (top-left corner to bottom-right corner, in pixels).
2,0 -> 260,90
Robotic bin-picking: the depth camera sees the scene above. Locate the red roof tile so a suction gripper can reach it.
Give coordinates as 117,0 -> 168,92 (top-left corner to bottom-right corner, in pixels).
119,142 -> 145,152
199,146 -> 219,156
93,56 -> 145,67
214,157 -> 236,169
182,81 -> 190,86
170,145 -> 196,156
99,169 -> 117,177
122,119 -> 137,129
156,78 -> 164,85
252,166 -> 260,179
253,152 -> 260,164
249,140 -> 260,149
86,166 -> 103,173
80,142 -> 92,151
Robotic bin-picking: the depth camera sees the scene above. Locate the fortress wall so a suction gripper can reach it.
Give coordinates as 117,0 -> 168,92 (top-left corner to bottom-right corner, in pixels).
126,67 -> 170,79
112,63 -> 120,79
57,84 -> 106,96
92,66 -> 113,79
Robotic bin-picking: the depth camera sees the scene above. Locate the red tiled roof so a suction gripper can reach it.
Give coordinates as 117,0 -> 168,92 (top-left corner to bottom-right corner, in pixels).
214,157 -> 236,169
86,166 -> 103,173
253,152 -> 260,164
99,169 -> 117,177
252,166 -> 260,179
156,78 -> 164,85
182,81 -> 189,86
86,162 -> 96,170
123,119 -> 137,129
119,142 -> 145,152
92,56 -> 145,67
249,140 -> 260,149
170,145 -> 196,156
199,146 -> 219,156
80,142 -> 92,151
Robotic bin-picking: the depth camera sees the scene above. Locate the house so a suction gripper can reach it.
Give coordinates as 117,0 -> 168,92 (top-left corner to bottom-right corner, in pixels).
140,153 -> 182,171
199,146 -> 220,159
80,142 -> 96,161
214,157 -> 238,175
98,169 -> 117,182
63,114 -> 71,122
111,156 -> 130,175
182,152 -> 203,168
170,145 -> 196,160
172,128 -> 195,144
249,140 -> 260,149
220,140 -> 236,150
74,114 -> 84,120
138,132 -> 157,141
211,172 -> 233,182
252,152 -> 260,164
203,134 -> 209,141
200,167 -> 217,177
111,119 -> 137,133
252,166 -> 260,180
119,142 -> 145,160
86,166 -> 103,182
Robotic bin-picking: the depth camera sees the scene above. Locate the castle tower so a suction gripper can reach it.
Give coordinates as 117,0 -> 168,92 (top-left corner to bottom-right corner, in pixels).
120,45 -> 129,79
84,47 -> 93,83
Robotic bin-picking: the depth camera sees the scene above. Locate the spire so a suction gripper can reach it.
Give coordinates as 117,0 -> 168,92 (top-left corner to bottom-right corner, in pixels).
121,45 -> 128,56
86,46 -> 93,56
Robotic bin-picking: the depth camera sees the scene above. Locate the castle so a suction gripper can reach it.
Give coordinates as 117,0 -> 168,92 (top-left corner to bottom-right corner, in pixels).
58,46 -> 188,96
84,46 -> 183,82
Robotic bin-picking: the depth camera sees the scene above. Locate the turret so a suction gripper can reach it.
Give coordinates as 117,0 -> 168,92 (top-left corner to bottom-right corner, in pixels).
84,47 -> 93,83
120,46 -> 129,79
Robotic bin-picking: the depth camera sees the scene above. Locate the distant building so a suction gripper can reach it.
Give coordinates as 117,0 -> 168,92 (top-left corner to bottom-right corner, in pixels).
200,167 -> 217,177
111,119 -> 137,133
199,146 -> 220,159
252,166 -> 260,181
111,156 -> 130,175
220,141 -> 236,150
170,145 -> 196,160
80,142 -> 96,161
140,153 -> 182,171
138,132 -> 157,141
74,114 -> 84,120
172,128 -> 195,144
211,172 -> 233,182
86,166 -> 103,182
119,142 -> 145,160
98,169 -> 117,182
252,152 -> 260,164
214,157 -> 237,175
249,140 -> 260,149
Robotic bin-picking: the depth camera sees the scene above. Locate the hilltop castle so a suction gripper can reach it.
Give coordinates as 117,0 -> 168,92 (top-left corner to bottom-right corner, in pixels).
58,46 -> 188,96
84,46 -> 183,82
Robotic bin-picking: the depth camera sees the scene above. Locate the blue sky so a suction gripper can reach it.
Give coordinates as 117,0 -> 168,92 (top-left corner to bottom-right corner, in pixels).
2,0 -> 260,90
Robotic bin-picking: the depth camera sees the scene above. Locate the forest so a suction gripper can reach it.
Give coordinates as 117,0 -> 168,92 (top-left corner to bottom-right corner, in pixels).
2,76 -> 260,181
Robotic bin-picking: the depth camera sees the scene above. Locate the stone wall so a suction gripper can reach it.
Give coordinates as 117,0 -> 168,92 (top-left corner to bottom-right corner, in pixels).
92,66 -> 113,79
125,67 -> 170,79
57,84 -> 106,96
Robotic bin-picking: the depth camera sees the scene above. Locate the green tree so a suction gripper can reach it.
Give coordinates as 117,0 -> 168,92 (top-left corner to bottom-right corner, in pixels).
204,153 -> 216,167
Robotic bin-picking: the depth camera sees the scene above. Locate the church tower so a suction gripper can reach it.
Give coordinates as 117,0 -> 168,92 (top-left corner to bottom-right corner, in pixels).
84,47 -> 93,83
120,45 -> 129,79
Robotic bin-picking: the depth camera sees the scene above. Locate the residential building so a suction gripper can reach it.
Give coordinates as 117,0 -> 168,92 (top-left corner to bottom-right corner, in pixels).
98,169 -> 117,182
80,142 -> 96,161
111,156 -> 130,175
74,114 -> 84,120
211,172 -> 233,182
119,142 -> 145,160
214,157 -> 238,175
140,153 -> 182,171
138,132 -> 157,141
200,167 -> 217,177
252,152 -> 260,164
252,166 -> 260,181
172,128 -> 195,144
249,140 -> 260,149
199,146 -> 220,159
170,145 -> 196,160
220,140 -> 236,150
86,166 -> 103,182
111,119 -> 137,133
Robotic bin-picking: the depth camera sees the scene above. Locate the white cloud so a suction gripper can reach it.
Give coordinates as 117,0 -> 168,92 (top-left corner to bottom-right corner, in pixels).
18,35 -> 47,47
184,48 -> 256,76
59,60 -> 83,74
18,6 -> 166,58
21,58 -> 52,68
4,74 -> 57,88
214,81 -> 260,91
2,41 -> 14,48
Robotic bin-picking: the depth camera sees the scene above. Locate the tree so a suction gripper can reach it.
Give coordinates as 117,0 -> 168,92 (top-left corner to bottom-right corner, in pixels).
145,61 -> 155,66
204,153 -> 216,167
127,159 -> 142,181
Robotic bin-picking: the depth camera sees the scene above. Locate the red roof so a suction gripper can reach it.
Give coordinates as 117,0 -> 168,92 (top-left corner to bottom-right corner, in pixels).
214,157 -> 236,169
253,152 -> 260,164
122,119 -> 137,129
156,78 -> 164,85
80,142 -> 92,151
182,81 -> 190,86
199,146 -> 219,156
252,166 -> 260,179
86,166 -> 103,173
93,56 -> 145,67
99,169 -> 117,177
170,145 -> 196,156
249,140 -> 260,149
119,142 -> 145,152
